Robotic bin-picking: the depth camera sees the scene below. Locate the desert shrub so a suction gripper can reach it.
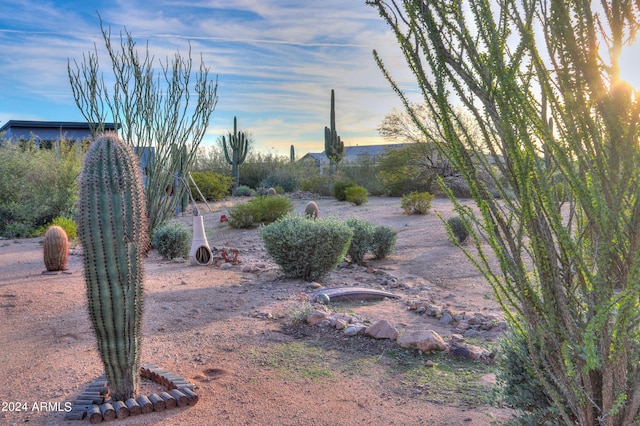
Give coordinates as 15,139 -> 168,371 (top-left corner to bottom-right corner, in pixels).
228,195 -> 293,228
250,195 -> 294,224
261,215 -> 353,281
190,171 -> 233,201
497,328 -> 563,425
377,143 -> 439,196
0,139 -> 82,237
401,191 -> 434,214
300,174 -> 334,196
151,221 -> 192,259
261,168 -> 300,193
333,180 -> 355,201
233,185 -> 255,197
371,225 -> 397,259
446,216 -> 469,243
227,202 -> 257,228
345,217 -> 375,265
39,216 -> 77,240
340,157 -> 386,195
345,185 -> 368,205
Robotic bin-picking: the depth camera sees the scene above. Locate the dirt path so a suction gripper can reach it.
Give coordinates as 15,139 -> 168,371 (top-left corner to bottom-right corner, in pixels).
0,197 -> 513,425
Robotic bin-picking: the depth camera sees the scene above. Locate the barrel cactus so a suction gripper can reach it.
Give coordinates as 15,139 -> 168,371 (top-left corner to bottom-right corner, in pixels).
43,225 -> 69,271
304,201 -> 319,219
77,132 -> 149,401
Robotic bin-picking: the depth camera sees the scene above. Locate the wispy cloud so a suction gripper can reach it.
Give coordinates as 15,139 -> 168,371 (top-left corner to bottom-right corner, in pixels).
0,0 -> 416,154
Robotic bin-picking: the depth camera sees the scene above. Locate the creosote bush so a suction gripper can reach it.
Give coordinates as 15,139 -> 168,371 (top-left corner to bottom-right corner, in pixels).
261,215 -> 353,281
371,225 -> 397,259
345,217 -> 375,265
400,191 -> 434,214
228,195 -> 293,228
190,171 -> 233,201
333,180 -> 355,201
233,185 -> 255,197
345,185 -> 368,206
151,221 -> 191,259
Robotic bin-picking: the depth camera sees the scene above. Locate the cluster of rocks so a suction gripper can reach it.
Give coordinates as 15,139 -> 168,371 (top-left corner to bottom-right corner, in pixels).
406,299 -> 507,339
306,307 -> 494,362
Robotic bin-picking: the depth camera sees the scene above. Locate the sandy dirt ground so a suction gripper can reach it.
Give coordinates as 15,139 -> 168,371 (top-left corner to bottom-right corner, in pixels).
0,196 -> 514,425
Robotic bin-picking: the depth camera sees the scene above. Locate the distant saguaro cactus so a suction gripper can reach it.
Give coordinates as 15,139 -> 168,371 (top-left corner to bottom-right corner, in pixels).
324,89 -> 345,172
43,225 -> 69,272
290,144 -> 295,163
77,132 -> 149,401
223,116 -> 249,191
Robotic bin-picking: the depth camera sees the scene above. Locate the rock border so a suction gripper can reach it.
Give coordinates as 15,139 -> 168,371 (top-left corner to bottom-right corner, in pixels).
64,364 -> 197,423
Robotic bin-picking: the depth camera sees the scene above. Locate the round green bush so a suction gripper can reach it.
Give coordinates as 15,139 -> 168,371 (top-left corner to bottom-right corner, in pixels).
261,215 -> 353,281
345,217 -> 375,265
228,195 -> 293,228
333,180 -> 355,201
345,185 -> 368,206
233,185 -> 256,197
400,191 -> 434,214
151,221 -> 192,259
371,225 -> 397,259
190,171 -> 233,200
227,202 -> 257,228
447,216 -> 469,243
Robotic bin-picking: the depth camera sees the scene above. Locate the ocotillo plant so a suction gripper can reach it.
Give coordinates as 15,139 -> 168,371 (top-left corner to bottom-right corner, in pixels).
222,116 -> 248,191
324,89 -> 345,172
77,132 -> 148,401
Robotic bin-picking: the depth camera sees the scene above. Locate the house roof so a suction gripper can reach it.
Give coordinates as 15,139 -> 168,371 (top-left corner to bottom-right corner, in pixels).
301,143 -> 408,163
0,120 -> 118,132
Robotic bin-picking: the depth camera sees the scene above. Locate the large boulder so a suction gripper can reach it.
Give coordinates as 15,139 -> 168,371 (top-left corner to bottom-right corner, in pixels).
397,329 -> 446,353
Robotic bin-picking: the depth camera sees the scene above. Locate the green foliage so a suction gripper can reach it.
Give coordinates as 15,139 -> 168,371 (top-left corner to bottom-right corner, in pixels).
261,215 -> 353,281
345,185 -> 368,205
497,328 -> 564,425
345,217 -> 375,265
300,174 -> 334,196
227,202 -> 256,228
190,171 -> 233,200
77,132 -> 148,401
49,216 -> 77,240
228,195 -> 293,228
377,144 -> 438,196
152,221 -> 192,259
233,185 -> 256,197
370,0 -> 640,423
400,191 -> 434,214
333,180 -> 355,201
446,216 -> 469,244
371,225 -> 397,259
0,139 -> 82,237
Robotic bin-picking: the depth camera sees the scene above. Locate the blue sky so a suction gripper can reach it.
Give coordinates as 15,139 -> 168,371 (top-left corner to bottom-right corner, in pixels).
4,2 -> 640,157
0,0 -> 418,157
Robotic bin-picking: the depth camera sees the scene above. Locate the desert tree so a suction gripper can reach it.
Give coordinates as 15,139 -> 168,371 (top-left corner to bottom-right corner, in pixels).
369,0 -> 640,424
68,16 -> 218,233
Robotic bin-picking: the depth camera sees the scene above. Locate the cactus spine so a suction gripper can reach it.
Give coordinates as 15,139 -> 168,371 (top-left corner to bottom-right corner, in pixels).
324,89 -> 345,172
43,225 -> 69,271
77,132 -> 149,401
223,116 -> 248,191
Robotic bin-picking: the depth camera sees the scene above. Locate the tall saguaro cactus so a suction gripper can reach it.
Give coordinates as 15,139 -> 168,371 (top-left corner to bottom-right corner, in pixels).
222,116 -> 248,191
77,132 -> 149,401
324,89 -> 345,172
290,144 -> 295,163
